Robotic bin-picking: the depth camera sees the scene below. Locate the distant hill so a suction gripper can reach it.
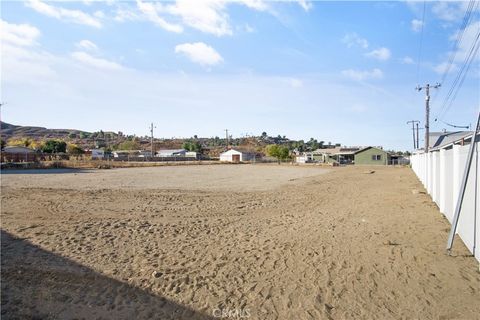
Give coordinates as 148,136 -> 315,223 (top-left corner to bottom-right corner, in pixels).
0,122 -> 90,140
0,122 -> 344,156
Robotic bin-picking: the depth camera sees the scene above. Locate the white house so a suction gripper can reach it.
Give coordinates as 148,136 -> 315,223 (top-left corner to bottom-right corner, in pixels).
219,149 -> 255,162
295,155 -> 308,163
91,149 -> 104,159
185,151 -> 198,159
157,149 -> 187,157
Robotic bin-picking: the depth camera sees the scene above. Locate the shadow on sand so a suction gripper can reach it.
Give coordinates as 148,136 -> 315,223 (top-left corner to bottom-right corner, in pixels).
0,168 -> 92,175
1,230 -> 215,320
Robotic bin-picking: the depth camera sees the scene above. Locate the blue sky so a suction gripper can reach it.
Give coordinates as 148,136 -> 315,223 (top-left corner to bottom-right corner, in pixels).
1,0 -> 479,150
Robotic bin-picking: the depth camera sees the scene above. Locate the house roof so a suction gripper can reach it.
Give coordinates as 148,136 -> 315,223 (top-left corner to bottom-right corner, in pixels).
3,146 -> 36,153
225,147 -> 257,153
312,147 -> 358,155
429,131 -> 478,151
221,148 -> 256,155
429,131 -> 473,149
157,149 -> 186,153
354,146 -> 388,155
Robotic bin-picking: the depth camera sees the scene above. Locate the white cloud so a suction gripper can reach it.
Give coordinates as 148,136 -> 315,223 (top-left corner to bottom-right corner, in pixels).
75,39 -> 98,51
0,19 -> 40,47
94,10 -> 105,19
113,0 -> 310,37
433,61 -> 458,75
431,1 -> 468,22
411,19 -> 423,32
342,33 -> 369,49
136,0 -> 183,33
114,6 -> 141,22
244,23 -> 255,33
453,21 -> 480,62
25,0 -> 102,28
165,0 -> 232,36
342,68 -> 384,81
401,56 -> 415,64
296,0 -> 313,12
238,0 -> 269,12
175,42 -> 223,66
288,78 -> 303,88
71,51 -> 123,70
349,104 -> 367,113
365,47 -> 391,61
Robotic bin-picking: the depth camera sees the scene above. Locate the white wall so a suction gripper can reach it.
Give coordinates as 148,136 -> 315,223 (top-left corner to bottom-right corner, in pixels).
220,150 -> 241,162
410,141 -> 480,261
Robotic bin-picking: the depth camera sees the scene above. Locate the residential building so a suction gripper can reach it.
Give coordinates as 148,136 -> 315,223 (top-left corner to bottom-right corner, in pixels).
157,149 -> 187,157
354,147 -> 390,165
219,149 -> 256,162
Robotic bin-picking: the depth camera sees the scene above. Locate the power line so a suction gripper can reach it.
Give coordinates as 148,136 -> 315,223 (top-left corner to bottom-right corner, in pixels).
416,0 -> 427,85
438,0 -> 476,88
438,119 -> 470,129
432,0 -> 478,106
436,27 -> 480,121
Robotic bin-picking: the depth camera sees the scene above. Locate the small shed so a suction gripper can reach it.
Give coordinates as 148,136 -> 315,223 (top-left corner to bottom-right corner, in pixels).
354,147 -> 390,165
1,146 -> 37,162
219,149 -> 255,162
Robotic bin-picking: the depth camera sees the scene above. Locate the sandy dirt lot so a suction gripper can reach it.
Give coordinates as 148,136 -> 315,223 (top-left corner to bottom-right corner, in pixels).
1,165 -> 479,320
0,165 -> 329,191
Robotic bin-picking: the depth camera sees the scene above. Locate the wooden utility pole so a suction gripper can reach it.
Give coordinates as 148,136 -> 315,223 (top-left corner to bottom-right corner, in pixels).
150,123 -> 156,158
407,120 -> 420,149
0,103 -> 4,148
225,129 -> 229,149
416,83 -> 441,152
416,122 -> 420,150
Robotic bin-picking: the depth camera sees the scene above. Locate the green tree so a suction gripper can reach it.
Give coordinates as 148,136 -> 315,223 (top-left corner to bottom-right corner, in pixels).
116,140 -> 140,150
307,138 -> 318,151
67,143 -> 84,155
42,140 -> 67,153
79,132 -> 89,139
266,144 -> 290,163
182,141 -> 202,152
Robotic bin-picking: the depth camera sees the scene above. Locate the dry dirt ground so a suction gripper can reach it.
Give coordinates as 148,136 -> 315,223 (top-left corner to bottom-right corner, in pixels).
1,165 -> 479,320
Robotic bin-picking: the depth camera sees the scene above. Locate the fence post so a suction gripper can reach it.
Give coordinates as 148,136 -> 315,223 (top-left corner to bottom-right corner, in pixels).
432,152 -> 438,203
439,148 -> 446,214
452,144 -> 461,214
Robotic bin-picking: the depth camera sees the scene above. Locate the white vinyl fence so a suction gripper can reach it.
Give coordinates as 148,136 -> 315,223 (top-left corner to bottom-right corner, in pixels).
410,141 -> 479,262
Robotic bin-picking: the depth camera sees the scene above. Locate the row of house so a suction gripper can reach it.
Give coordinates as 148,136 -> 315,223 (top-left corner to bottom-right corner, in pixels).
110,149 -> 199,160
295,146 -> 409,166
1,145 -> 408,165
0,146 -> 200,161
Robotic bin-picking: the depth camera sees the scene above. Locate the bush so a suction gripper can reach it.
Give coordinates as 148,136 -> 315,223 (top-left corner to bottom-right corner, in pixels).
42,140 -> 67,153
67,143 -> 84,155
266,144 -> 290,162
